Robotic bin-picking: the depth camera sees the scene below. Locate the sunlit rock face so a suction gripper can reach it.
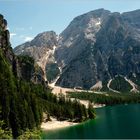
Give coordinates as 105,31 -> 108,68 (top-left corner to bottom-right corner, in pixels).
14,9 -> 140,91
55,9 -> 140,90
14,31 -> 58,62
14,31 -> 58,80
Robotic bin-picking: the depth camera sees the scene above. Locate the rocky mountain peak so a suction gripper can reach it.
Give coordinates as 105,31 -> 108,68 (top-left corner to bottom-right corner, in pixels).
122,9 -> 140,29
14,30 -> 58,59
60,9 -> 110,42
30,31 -> 58,48
14,9 -> 140,92
14,31 -> 58,80
55,9 -> 140,91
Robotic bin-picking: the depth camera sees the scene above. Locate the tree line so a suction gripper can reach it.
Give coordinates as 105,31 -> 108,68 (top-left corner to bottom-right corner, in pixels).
67,91 -> 140,105
0,49 -> 95,139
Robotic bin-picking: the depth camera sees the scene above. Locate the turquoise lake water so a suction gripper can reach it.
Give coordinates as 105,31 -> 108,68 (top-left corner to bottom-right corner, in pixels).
42,104 -> 140,139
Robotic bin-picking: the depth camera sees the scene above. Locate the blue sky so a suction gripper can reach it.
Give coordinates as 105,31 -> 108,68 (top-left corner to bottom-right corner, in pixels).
0,0 -> 140,47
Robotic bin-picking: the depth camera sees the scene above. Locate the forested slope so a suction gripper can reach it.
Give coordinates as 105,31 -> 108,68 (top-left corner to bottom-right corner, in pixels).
0,14 -> 95,139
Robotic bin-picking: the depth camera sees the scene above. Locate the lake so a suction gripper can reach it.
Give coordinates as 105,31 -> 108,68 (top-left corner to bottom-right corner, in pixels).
42,104 -> 140,139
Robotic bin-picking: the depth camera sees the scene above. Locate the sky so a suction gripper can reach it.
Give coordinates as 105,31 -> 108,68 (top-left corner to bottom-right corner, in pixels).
0,0 -> 140,48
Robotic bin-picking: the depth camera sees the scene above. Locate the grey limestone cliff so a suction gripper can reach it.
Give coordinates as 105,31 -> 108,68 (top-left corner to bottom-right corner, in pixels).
14,9 -> 140,91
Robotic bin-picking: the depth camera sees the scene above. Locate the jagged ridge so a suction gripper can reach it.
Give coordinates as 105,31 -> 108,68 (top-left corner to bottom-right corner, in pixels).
14,9 -> 140,92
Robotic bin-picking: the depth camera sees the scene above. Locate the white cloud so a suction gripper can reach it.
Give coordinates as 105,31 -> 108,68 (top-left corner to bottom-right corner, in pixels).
24,36 -> 33,42
10,33 -> 16,38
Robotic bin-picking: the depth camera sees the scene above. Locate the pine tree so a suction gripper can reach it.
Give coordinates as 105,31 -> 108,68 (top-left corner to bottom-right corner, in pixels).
88,102 -> 96,119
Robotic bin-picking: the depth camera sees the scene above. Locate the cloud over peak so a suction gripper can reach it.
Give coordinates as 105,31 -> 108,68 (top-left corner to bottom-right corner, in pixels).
10,33 -> 17,38
24,36 -> 33,42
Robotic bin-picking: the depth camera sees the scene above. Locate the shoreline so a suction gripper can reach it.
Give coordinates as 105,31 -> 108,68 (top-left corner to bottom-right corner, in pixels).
41,117 -> 78,131
41,103 -> 105,131
42,85 -> 105,131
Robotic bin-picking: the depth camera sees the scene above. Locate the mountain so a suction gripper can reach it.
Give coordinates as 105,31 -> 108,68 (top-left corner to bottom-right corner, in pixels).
14,9 -> 140,92
14,31 -> 58,80
0,14 -> 91,138
0,14 -> 46,138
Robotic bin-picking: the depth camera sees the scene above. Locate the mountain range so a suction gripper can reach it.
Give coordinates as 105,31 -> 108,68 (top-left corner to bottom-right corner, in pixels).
14,9 -> 140,93
0,14 -> 91,138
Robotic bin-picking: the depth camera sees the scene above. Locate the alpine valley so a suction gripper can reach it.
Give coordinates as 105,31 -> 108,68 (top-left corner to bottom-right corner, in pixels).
1,8 -> 140,139
0,14 -> 94,139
